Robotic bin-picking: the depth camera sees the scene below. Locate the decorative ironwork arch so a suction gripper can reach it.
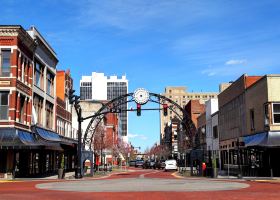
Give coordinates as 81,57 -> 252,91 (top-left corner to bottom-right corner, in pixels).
83,91 -> 197,150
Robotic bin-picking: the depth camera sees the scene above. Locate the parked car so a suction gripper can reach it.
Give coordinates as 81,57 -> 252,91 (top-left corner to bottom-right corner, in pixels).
164,159 -> 177,171
150,160 -> 156,169
155,160 -> 166,170
135,160 -> 144,168
143,160 -> 156,169
142,160 -> 150,169
129,160 -> 136,167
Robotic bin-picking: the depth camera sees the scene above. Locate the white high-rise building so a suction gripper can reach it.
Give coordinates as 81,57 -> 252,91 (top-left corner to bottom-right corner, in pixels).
80,72 -> 128,141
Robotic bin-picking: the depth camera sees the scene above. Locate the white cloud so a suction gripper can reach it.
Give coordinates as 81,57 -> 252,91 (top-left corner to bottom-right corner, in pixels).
225,59 -> 247,65
127,133 -> 148,140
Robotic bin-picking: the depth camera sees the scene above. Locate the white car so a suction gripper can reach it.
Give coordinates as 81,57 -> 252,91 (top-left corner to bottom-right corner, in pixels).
164,159 -> 177,171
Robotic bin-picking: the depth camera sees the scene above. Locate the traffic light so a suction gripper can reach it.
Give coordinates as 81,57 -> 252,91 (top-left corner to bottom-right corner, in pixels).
163,104 -> 168,116
136,104 -> 141,116
74,95 -> 80,105
69,89 -> 76,104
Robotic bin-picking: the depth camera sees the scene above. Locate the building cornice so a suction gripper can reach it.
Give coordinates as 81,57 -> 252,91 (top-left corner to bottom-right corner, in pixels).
0,25 -> 36,52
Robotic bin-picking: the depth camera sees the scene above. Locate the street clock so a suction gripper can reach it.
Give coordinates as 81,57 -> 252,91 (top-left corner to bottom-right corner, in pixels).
133,88 -> 149,105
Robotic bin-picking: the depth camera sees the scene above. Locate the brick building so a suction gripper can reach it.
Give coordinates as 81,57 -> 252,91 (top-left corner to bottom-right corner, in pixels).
55,69 -> 76,171
219,74 -> 280,177
160,86 -> 218,144
0,25 -> 36,178
0,25 -> 76,178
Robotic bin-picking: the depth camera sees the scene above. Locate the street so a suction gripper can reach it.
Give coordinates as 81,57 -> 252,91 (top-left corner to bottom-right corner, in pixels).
1,168 -> 280,200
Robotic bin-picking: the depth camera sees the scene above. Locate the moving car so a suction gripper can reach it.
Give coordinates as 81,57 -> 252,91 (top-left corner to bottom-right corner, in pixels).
164,159 -> 177,171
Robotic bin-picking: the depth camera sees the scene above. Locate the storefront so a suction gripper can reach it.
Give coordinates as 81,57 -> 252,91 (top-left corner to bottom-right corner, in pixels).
220,131 -> 280,177
0,127 -> 77,178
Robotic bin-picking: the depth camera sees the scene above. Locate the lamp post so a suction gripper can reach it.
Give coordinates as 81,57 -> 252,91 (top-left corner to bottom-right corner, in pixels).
100,132 -> 105,166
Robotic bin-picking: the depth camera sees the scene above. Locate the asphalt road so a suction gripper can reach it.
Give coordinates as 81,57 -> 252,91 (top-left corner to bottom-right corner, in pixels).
0,168 -> 280,200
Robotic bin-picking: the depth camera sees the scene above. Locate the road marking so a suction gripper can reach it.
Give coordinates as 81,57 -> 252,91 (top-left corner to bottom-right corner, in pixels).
171,172 -> 184,179
139,170 -> 160,178
0,180 -> 20,183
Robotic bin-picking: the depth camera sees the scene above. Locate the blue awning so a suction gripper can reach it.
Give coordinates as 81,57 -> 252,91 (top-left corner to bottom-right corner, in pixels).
243,132 -> 280,147
0,128 -> 40,147
17,130 -> 39,146
243,132 -> 267,147
36,127 -> 61,142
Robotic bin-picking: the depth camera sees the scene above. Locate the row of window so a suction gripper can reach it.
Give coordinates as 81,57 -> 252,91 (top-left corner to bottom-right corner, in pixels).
34,60 -> 55,96
33,94 -> 54,129
169,95 -> 216,99
81,82 -> 92,87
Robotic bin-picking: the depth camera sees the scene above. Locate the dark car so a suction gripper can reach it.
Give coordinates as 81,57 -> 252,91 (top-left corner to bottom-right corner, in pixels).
135,160 -> 144,168
143,160 -> 156,169
142,160 -> 150,169
155,160 -> 166,170
150,160 -> 156,169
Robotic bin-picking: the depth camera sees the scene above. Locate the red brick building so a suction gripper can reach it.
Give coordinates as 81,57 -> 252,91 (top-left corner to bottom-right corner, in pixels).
0,25 -> 76,178
56,70 -> 73,138
185,100 -> 206,129
0,26 -> 35,178
104,112 -> 119,164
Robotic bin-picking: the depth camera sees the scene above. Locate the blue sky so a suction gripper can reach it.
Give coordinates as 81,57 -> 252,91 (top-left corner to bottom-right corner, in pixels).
1,0 -> 280,151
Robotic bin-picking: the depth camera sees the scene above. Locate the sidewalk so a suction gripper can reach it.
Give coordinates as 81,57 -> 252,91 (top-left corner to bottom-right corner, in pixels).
0,167 -> 134,181
175,171 -> 280,184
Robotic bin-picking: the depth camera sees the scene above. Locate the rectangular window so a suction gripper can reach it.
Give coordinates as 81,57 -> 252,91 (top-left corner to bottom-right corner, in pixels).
250,109 -> 255,130
46,72 -> 54,96
273,103 -> 280,124
0,92 -> 9,120
19,96 -> 25,123
213,125 -> 218,138
34,60 -> 44,89
33,94 -> 43,125
264,103 -> 269,126
0,50 -> 11,77
46,102 -> 53,129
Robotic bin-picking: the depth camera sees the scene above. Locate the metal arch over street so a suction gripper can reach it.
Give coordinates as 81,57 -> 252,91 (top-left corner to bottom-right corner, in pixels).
83,90 -> 197,150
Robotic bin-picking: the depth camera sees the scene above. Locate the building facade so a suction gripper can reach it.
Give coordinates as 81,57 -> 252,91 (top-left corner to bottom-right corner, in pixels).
0,25 -> 76,178
80,72 -> 128,141
160,86 -> 218,144
56,70 -> 73,138
0,25 -> 35,178
205,99 -> 219,169
219,74 -> 280,177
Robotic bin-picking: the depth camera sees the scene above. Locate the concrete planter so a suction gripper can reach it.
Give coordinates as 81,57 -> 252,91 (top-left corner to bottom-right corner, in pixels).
58,169 -> 65,179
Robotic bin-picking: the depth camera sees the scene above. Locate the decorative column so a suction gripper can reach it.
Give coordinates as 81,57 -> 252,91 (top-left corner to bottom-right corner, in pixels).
24,97 -> 28,124
28,62 -> 33,86
16,92 -> 20,122
11,49 -> 18,78
17,53 -> 22,80
24,61 -> 28,84
8,91 -> 16,121
27,98 -> 32,125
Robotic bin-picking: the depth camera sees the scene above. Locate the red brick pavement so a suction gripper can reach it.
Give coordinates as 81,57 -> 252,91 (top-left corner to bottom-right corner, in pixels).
0,170 -> 280,200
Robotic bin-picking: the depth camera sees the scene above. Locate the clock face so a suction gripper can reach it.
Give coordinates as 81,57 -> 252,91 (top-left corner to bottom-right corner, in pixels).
133,88 -> 149,105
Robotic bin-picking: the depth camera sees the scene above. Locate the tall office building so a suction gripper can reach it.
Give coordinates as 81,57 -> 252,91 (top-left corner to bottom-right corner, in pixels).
80,72 -> 128,141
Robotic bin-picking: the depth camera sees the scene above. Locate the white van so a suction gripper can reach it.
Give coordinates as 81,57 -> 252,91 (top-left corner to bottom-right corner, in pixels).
164,159 -> 177,171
